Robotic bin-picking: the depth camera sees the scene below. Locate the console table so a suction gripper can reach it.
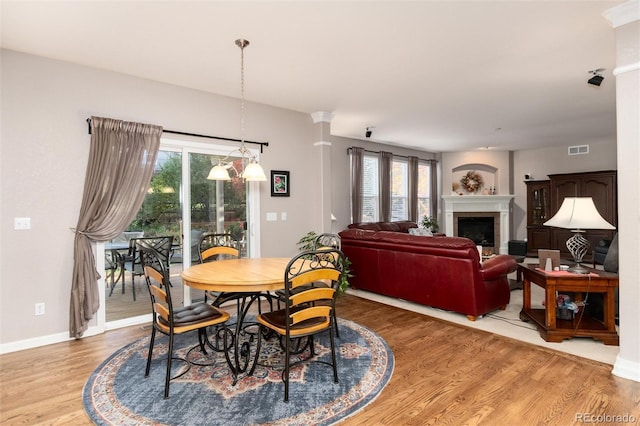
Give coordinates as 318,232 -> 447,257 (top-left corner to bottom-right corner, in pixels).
518,263 -> 619,345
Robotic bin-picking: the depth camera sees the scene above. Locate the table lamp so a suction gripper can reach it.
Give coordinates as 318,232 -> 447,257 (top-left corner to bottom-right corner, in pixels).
543,197 -> 615,274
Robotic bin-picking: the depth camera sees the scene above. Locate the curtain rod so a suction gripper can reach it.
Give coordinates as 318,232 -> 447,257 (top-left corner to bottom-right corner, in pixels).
347,147 -> 437,163
86,118 -> 269,153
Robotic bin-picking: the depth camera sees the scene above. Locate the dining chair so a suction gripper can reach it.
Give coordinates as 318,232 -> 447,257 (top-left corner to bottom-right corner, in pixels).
139,245 -> 230,399
251,248 -> 346,402
170,229 -> 204,265
276,233 -> 342,336
198,233 -> 243,306
122,236 -> 173,301
314,233 -> 342,250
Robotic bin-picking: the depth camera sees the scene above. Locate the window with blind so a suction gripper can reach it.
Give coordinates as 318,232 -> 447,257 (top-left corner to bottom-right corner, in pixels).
362,154 -> 379,221
391,159 -> 408,220
358,152 -> 432,223
418,162 -> 432,219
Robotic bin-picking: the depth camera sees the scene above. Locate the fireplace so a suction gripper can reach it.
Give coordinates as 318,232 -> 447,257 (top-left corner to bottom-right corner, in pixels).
457,216 -> 495,247
453,212 -> 500,253
442,195 -> 513,254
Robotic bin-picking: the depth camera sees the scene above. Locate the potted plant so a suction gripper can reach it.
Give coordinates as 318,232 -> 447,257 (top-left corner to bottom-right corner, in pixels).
296,231 -> 318,252
297,231 -> 352,296
421,215 -> 439,233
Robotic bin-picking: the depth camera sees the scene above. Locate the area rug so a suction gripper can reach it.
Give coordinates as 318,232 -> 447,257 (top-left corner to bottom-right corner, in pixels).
83,318 -> 394,425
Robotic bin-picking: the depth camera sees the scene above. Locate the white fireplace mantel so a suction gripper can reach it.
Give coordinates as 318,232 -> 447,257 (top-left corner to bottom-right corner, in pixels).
442,195 -> 514,254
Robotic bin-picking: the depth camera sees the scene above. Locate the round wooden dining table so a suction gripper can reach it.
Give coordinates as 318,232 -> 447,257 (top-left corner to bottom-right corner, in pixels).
181,257 -> 291,292
180,257 -> 291,384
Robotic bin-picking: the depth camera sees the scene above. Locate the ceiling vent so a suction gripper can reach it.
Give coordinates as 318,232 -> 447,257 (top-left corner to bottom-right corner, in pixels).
568,145 -> 589,155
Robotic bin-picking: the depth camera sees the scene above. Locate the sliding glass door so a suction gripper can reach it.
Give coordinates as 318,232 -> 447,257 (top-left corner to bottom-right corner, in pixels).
103,139 -> 260,326
185,152 -> 248,303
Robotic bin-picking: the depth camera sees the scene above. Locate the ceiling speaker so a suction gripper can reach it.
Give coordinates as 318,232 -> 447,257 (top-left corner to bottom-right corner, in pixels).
588,75 -> 604,86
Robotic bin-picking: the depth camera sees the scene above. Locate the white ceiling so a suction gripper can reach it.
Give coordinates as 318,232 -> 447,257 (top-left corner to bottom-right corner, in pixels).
0,1 -> 622,152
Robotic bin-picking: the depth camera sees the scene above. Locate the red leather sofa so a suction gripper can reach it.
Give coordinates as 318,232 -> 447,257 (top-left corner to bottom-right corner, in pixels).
339,223 -> 517,321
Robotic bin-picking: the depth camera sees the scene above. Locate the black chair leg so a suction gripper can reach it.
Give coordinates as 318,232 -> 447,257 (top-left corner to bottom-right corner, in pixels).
284,333 -> 290,403
164,334 -> 174,399
132,274 -> 136,301
145,328 -> 156,377
329,325 -> 339,383
108,274 -> 117,297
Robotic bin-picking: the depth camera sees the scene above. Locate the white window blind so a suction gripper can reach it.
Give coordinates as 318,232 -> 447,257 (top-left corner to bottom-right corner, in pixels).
418,162 -> 432,219
362,154 -> 379,222
391,159 -> 408,221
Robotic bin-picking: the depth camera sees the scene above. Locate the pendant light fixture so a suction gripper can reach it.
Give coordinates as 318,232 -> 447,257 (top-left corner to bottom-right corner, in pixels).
207,39 -> 267,182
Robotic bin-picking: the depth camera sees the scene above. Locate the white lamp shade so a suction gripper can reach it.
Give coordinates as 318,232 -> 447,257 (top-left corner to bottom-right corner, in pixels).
543,197 -> 615,230
241,161 -> 267,181
207,164 -> 231,181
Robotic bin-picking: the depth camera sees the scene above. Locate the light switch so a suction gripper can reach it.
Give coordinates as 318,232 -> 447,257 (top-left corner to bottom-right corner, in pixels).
14,217 -> 31,230
281,212 -> 287,221
266,212 -> 278,221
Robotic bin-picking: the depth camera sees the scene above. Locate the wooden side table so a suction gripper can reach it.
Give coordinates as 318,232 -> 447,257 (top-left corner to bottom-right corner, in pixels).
518,263 -> 619,345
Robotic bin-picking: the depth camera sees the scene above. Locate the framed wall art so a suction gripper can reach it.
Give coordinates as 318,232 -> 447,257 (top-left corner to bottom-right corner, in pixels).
270,170 -> 290,197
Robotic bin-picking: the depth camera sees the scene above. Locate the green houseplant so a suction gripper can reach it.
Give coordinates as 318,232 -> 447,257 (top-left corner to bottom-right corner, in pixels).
421,215 -> 439,232
296,231 -> 351,295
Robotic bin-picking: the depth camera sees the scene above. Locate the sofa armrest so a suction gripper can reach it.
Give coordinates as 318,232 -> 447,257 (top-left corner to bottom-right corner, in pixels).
480,255 -> 517,280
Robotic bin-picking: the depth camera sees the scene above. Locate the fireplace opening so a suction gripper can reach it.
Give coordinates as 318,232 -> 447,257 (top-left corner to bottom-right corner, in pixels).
457,217 -> 494,247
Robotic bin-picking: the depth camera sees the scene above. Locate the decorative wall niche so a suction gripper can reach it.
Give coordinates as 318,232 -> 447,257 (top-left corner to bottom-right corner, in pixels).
452,163 -> 498,195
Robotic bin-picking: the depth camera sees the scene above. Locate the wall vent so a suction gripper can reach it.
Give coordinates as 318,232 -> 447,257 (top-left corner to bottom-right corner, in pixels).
568,145 -> 589,155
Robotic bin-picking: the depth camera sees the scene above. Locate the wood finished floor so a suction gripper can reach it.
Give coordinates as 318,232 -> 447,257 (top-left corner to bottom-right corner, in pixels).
2,294 -> 640,425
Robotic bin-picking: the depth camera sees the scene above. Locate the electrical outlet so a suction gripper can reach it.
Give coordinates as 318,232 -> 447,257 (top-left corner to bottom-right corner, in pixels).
35,303 -> 45,316
14,217 -> 31,230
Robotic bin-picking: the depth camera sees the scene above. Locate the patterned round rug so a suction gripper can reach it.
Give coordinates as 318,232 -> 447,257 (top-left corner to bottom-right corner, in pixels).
83,318 -> 394,425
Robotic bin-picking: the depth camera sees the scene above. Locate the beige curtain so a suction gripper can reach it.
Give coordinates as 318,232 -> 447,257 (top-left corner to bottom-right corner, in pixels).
70,116 -> 163,338
350,147 -> 364,223
379,151 -> 392,222
407,156 -> 419,222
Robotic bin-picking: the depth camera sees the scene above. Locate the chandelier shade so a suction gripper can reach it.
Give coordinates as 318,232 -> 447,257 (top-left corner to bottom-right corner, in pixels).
207,162 -> 232,181
242,160 -> 267,181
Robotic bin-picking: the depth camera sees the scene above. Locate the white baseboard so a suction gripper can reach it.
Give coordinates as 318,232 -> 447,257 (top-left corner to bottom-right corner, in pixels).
0,313 -> 153,355
0,324 -> 102,355
612,355 -> 640,382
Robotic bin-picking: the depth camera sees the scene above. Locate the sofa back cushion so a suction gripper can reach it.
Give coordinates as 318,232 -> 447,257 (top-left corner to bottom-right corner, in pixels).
347,221 -> 418,233
348,222 -> 381,231
392,221 -> 418,232
378,222 -> 401,231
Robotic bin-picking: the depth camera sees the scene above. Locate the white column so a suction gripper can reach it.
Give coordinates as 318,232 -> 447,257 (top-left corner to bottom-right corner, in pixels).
604,0 -> 640,383
310,111 -> 333,233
